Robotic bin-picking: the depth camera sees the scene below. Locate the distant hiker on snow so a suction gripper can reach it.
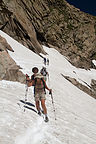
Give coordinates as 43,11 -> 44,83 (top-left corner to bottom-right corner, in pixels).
43,57 -> 46,65
47,58 -> 49,65
26,67 -> 52,122
40,67 -> 49,81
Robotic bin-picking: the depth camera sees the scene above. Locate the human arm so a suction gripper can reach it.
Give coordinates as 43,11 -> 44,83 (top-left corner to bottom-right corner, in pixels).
43,79 -> 52,93
26,74 -> 34,87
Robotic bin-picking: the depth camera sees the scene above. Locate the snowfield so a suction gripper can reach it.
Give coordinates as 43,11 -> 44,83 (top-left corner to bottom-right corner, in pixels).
0,30 -> 96,144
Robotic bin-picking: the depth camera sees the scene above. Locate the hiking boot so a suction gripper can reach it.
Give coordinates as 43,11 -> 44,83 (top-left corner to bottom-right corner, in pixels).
38,111 -> 41,116
44,116 -> 49,122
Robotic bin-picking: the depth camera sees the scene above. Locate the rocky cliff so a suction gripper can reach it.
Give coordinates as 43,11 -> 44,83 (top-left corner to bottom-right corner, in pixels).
0,0 -> 96,69
0,0 -> 45,54
0,35 -> 25,83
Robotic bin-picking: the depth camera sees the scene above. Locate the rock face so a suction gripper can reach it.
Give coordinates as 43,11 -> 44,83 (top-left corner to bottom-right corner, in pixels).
0,35 -> 25,83
0,35 -> 14,52
0,0 -> 96,69
61,74 -> 96,99
91,79 -> 96,98
0,0 -> 45,54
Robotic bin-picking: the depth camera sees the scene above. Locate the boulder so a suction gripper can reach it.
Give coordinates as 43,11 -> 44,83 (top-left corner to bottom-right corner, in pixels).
61,74 -> 96,99
0,35 -> 25,83
0,35 -> 14,52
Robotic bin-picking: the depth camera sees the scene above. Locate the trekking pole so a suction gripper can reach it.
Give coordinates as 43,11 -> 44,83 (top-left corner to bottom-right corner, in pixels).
24,75 -> 29,112
48,74 -> 49,83
48,74 -> 50,87
49,91 -> 57,120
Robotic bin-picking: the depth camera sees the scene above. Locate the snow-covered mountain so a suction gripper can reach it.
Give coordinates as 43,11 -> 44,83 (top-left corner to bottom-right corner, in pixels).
0,30 -> 96,144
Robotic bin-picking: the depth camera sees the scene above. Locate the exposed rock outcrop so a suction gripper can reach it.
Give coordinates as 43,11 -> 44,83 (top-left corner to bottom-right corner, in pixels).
0,35 -> 25,83
91,79 -> 96,97
0,35 -> 14,52
0,0 -> 96,69
0,0 -> 45,54
61,74 -> 96,99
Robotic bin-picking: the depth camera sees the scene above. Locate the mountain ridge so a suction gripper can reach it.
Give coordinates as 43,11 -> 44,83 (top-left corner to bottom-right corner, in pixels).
0,0 -> 96,69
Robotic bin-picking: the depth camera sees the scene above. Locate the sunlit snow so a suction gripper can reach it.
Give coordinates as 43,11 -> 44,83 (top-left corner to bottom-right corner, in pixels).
0,30 -> 96,144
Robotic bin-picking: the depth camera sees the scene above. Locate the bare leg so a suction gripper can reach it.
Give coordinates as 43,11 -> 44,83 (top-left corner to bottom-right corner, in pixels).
41,99 -> 47,114
35,101 -> 40,111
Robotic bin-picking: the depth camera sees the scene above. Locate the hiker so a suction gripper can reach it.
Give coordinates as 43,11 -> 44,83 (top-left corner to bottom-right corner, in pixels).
26,67 -> 52,122
40,66 -> 49,81
47,58 -> 49,65
44,57 -> 46,65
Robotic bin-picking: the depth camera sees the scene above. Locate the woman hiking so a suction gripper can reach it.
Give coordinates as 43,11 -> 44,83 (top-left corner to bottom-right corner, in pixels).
26,67 -> 52,122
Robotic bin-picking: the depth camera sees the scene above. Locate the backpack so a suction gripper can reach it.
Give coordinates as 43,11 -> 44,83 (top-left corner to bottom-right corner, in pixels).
31,74 -> 46,95
40,68 -> 47,76
34,78 -> 46,95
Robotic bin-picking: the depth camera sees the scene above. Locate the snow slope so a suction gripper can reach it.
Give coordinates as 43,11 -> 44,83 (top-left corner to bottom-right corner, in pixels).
0,30 -> 96,144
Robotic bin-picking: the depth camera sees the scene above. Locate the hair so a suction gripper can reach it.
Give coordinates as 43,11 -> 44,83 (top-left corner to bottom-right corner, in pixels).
32,67 -> 39,73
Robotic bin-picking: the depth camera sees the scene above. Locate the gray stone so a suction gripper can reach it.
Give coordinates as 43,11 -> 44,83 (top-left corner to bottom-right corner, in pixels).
61,74 -> 96,99
0,35 -> 25,83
